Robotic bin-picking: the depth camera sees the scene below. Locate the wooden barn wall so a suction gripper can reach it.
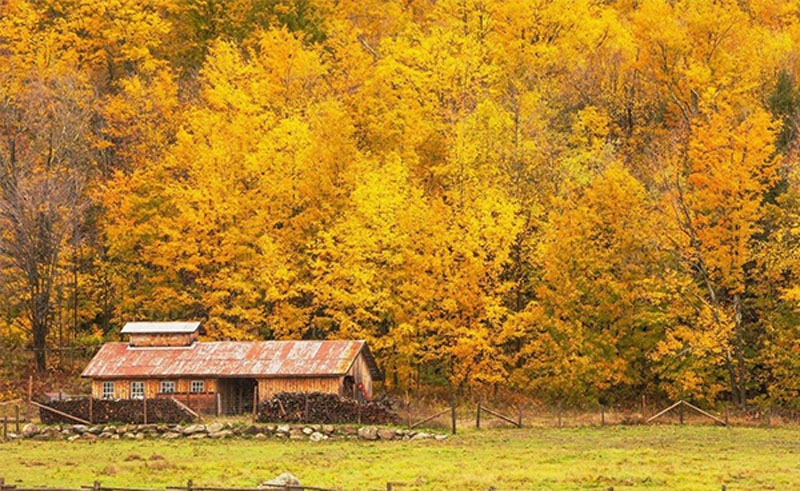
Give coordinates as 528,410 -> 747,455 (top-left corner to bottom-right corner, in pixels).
128,332 -> 197,347
257,377 -> 341,400
347,353 -> 374,398
88,377 -> 219,415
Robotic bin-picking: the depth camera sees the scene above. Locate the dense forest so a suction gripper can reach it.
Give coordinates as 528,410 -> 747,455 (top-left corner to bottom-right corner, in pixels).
1,0 -> 800,407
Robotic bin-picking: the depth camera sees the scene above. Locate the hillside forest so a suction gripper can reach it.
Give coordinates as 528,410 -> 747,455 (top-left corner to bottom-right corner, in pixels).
2,0 -> 800,408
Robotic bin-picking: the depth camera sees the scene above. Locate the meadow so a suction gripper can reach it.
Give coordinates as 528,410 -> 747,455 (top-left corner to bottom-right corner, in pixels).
1,424 -> 799,490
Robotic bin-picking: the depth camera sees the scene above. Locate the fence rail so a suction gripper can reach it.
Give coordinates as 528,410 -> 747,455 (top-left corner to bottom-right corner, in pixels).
0,479 -> 340,491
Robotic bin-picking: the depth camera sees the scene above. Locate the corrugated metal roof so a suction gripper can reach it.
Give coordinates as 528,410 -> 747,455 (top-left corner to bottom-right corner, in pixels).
121,321 -> 201,334
81,340 -> 383,380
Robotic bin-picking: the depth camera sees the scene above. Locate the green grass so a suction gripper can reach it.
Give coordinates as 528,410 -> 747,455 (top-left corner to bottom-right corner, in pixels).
2,425 -> 799,490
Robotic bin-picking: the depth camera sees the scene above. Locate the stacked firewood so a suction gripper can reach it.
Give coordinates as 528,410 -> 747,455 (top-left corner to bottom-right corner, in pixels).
257,392 -> 398,424
39,398 -> 197,424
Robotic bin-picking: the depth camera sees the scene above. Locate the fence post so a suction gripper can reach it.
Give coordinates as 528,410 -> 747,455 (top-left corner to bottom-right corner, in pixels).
724,403 -> 729,426
15,405 -> 20,434
252,390 -> 258,422
93,481 -> 100,491
143,396 -> 148,425
3,415 -> 7,441
641,394 -> 647,419
450,395 -> 456,435
187,479 -> 193,491
476,399 -> 481,429
601,405 -> 605,426
679,400 -> 685,425
27,376 -> 33,422
216,393 -> 221,417
557,402 -> 563,428
386,483 -> 393,491
518,407 -> 522,428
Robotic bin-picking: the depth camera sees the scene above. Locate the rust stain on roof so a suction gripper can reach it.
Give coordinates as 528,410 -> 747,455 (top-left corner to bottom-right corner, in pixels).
81,340 -> 382,380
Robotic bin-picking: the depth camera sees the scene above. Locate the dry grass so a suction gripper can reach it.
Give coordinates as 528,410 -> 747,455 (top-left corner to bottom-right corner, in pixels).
1,424 -> 799,490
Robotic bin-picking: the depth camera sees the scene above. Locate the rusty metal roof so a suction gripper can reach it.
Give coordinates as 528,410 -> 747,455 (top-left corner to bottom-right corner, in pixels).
121,321 -> 201,334
81,340 -> 383,381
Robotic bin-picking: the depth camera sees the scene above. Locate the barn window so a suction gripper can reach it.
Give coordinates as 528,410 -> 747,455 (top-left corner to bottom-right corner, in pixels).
102,381 -> 114,399
190,380 -> 205,393
131,381 -> 144,399
160,381 -> 176,394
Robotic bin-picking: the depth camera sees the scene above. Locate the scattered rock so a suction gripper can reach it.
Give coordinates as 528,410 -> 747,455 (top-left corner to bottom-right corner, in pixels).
162,432 -> 182,440
276,424 -> 290,434
411,432 -> 431,441
22,423 -> 39,438
183,424 -> 206,435
72,424 -> 88,434
434,434 -> 448,441
261,473 -> 300,488
377,429 -> 395,441
206,422 -> 224,434
243,425 -> 260,435
309,431 -> 328,442
357,426 -> 379,441
187,433 -> 207,439
209,430 -> 233,439
253,433 -> 267,440
82,433 -> 98,442
302,427 -> 314,436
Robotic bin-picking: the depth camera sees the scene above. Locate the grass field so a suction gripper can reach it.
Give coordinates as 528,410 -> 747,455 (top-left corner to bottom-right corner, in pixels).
1,425 -> 799,490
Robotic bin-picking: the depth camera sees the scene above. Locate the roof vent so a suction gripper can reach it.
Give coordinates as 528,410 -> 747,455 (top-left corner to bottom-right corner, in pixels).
122,321 -> 202,347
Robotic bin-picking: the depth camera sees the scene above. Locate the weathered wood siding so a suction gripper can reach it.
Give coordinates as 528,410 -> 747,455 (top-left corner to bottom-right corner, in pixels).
88,377 -> 217,414
128,331 -> 198,347
257,377 -> 341,401
347,353 -> 374,398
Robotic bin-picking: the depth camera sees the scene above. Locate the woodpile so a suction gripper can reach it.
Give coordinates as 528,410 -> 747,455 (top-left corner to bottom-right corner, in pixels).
39,398 -> 197,425
257,392 -> 398,425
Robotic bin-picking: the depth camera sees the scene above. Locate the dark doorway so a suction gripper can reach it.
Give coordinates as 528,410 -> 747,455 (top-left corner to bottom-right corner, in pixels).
218,378 -> 257,415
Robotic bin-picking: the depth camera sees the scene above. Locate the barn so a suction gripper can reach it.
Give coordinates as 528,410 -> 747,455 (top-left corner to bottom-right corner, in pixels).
81,322 -> 383,415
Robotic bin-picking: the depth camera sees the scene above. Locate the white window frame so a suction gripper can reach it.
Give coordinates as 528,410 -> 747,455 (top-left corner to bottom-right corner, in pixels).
102,381 -> 114,399
190,380 -> 205,393
160,380 -> 176,394
131,381 -> 145,399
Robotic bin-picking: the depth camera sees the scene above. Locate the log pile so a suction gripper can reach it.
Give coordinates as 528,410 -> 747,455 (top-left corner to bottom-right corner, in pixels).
257,392 -> 398,425
39,398 -> 197,425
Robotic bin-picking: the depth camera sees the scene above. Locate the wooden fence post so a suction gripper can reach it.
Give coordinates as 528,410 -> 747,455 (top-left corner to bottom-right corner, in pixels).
518,407 -> 522,428
15,405 -> 20,434
641,394 -> 647,419
27,376 -> 33,422
601,405 -> 605,426
252,390 -> 258,422
557,402 -> 563,428
450,395 -> 456,435
93,481 -> 100,491
143,396 -> 148,425
216,393 -> 221,417
679,400 -> 685,425
476,399 -> 481,429
724,403 -> 729,426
